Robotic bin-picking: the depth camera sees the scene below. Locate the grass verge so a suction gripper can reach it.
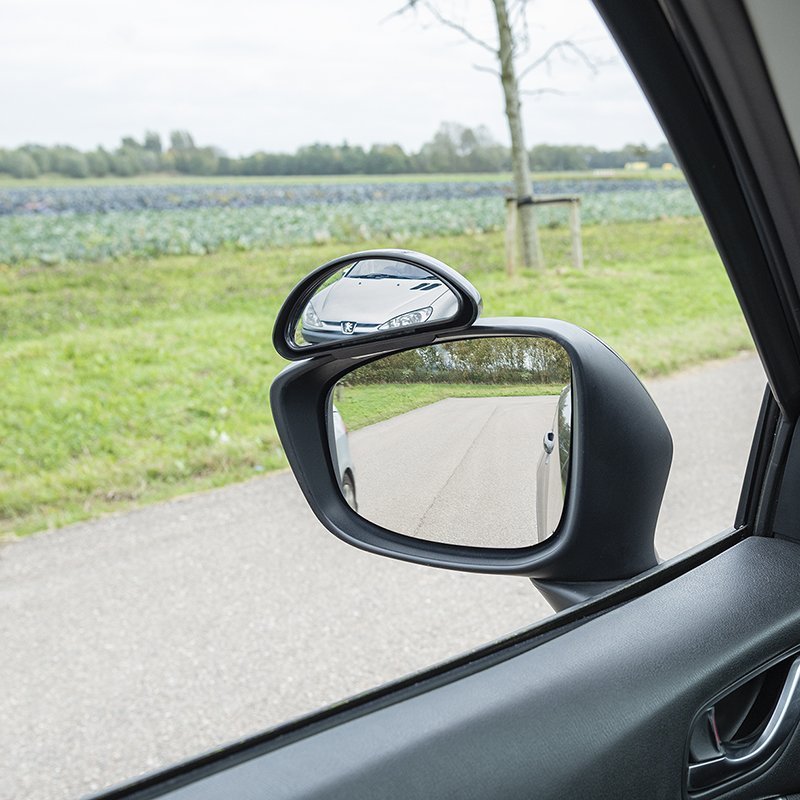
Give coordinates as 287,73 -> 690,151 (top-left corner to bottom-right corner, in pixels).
334,383 -> 563,431
1,216 -> 752,536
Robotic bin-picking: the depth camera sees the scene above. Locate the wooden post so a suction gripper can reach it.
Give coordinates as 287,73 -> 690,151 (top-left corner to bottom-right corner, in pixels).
505,196 -> 518,276
569,199 -> 584,270
531,204 -> 545,270
505,194 -> 582,273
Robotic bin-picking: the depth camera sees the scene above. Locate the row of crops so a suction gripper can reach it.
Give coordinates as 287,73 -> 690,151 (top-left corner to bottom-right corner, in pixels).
0,180 -> 699,264
0,179 -> 689,216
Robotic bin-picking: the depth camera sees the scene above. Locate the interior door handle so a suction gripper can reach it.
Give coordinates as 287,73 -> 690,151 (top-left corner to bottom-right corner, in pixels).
688,655 -> 800,791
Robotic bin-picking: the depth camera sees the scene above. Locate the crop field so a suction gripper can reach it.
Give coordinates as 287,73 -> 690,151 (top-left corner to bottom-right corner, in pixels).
0,178 -> 698,264
0,177 -> 690,215
1,172 -> 750,537
1,215 -> 753,537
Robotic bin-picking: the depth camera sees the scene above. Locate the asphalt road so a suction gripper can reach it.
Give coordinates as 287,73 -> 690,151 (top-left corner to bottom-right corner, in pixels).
350,394 -> 559,547
0,353 -> 766,800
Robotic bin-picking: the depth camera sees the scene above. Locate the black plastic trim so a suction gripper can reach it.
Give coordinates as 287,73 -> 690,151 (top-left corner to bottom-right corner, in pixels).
736,386 -> 780,533
754,417 -> 794,541
685,646 -> 800,798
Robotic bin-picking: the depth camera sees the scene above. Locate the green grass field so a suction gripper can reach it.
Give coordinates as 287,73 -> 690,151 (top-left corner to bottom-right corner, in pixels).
1,216 -> 751,536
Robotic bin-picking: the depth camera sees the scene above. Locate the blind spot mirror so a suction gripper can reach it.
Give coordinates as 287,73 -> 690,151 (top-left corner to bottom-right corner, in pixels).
295,257 -> 459,346
327,336 -> 572,548
272,249 -> 482,360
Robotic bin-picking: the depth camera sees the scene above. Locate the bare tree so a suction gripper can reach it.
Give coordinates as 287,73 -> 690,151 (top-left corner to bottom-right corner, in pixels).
391,0 -> 599,270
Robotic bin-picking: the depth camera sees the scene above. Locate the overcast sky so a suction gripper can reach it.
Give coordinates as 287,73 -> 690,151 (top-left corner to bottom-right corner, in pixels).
0,0 -> 666,154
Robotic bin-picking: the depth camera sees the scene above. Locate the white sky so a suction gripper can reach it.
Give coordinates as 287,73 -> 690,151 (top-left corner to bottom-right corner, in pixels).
0,0 -> 666,154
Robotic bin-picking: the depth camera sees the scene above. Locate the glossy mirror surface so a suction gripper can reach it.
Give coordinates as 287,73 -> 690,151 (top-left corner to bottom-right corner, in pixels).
294,257 -> 460,346
328,337 -> 572,548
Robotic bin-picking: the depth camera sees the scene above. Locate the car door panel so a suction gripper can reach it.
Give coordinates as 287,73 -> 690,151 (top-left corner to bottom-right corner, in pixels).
109,537 -> 800,800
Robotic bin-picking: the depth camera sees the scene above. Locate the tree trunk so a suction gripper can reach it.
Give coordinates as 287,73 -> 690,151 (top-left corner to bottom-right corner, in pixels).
492,0 -> 543,270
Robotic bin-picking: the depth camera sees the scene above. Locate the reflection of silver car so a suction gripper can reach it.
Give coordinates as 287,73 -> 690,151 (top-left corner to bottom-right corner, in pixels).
535,386 -> 571,542
331,405 -> 357,510
301,259 -> 458,343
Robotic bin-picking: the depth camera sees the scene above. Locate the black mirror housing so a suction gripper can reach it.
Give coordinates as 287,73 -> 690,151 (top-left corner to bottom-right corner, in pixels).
270,317 -> 672,585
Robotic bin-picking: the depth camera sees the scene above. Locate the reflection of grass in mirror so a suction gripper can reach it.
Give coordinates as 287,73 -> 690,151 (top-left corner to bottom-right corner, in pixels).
334,383 -> 565,431
2,217 -> 749,536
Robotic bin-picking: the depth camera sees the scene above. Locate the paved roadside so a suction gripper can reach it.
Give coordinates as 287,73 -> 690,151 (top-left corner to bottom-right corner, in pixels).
0,353 -> 766,799
349,394 -> 559,545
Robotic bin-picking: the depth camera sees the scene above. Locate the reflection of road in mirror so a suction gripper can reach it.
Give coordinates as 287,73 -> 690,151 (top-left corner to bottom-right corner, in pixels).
345,395 -> 560,548
297,259 -> 459,345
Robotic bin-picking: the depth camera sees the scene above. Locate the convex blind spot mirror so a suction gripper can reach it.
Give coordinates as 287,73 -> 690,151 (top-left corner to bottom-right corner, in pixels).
297,258 -> 459,346
328,337 -> 572,548
272,249 -> 482,360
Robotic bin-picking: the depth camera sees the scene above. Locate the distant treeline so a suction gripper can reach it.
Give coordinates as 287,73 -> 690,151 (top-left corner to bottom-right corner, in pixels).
0,123 -> 676,179
349,338 -> 571,386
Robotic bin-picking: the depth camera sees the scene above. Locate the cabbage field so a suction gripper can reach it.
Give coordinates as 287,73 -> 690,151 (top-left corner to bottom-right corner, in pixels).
0,178 -> 698,264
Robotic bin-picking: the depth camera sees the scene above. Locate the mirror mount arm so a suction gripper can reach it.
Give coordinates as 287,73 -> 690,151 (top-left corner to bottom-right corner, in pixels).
531,579 -> 626,612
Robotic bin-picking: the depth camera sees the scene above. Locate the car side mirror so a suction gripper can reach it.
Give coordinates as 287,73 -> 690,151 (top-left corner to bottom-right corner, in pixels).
326,335 -> 573,548
270,254 -> 672,610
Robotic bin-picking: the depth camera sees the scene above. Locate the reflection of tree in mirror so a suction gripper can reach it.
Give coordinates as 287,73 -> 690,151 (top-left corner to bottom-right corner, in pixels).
348,337 -> 570,385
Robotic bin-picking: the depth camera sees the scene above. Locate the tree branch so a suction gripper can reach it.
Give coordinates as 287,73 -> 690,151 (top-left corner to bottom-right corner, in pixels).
380,1 -> 416,25
423,1 -> 498,54
508,0 -> 531,56
518,39 -> 600,80
520,87 -> 566,97
473,63 -> 501,77
385,0 -> 497,54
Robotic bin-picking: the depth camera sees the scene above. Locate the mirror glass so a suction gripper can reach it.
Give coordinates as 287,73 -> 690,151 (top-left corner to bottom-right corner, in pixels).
293,257 -> 460,346
328,336 -> 572,548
